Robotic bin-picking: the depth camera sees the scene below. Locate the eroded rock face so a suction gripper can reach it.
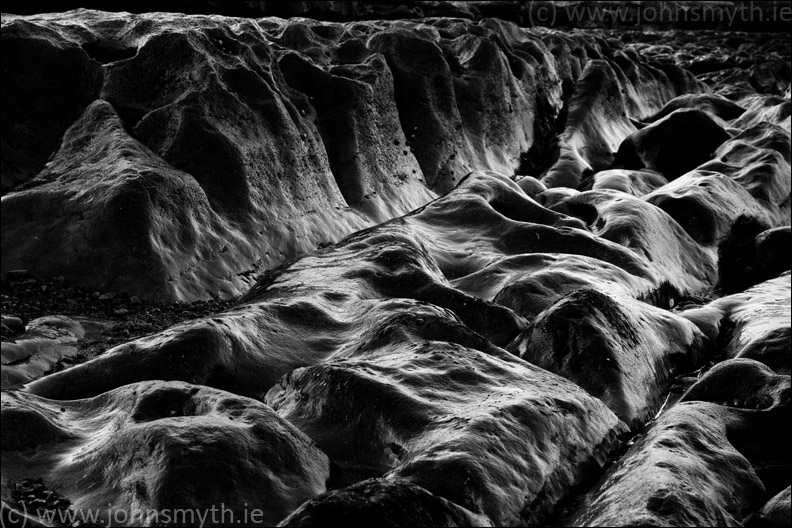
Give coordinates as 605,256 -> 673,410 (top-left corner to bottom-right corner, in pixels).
1,381 -> 330,526
2,8 -> 790,528
1,316 -> 85,389
644,118 -> 790,277
589,168 -> 668,197
510,288 -> 706,427
679,358 -> 791,497
565,403 -> 767,527
280,478 -> 493,527
1,11 -> 707,301
20,171 -> 718,402
647,93 -> 747,123
539,36 -> 704,188
613,108 -> 732,181
1,12 -> 438,301
680,358 -> 789,412
266,336 -> 625,526
547,189 -> 718,296
680,274 -> 791,374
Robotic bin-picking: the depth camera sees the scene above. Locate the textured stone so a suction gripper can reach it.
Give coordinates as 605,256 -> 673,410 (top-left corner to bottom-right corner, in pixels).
1,381 -> 330,526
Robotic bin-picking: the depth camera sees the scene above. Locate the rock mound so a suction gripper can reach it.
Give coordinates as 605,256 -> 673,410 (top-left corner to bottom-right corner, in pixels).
613,108 -> 732,180
280,478 -> 492,527
565,403 -> 767,527
511,288 -> 706,426
266,335 -> 625,525
2,381 -> 329,526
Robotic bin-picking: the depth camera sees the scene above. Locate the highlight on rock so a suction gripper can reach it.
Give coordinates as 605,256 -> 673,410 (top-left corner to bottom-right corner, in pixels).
2,2 -> 790,527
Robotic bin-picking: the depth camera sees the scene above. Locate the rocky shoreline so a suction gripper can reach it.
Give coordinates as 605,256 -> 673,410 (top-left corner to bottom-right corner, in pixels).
2,6 -> 790,528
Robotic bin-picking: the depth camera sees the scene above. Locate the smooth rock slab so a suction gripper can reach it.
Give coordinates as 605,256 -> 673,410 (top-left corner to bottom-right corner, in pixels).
589,169 -> 668,197
680,358 -> 790,412
732,95 -> 791,131
613,108 -> 731,180
646,170 -> 780,248
565,402 -> 766,527
266,334 -> 627,526
405,172 -> 658,288
1,381 -> 330,527
1,316 -> 85,389
680,274 -> 791,375
454,252 -> 657,320
510,288 -> 707,427
646,93 -> 746,123
680,358 -> 791,495
705,122 -> 790,207
22,298 -> 497,401
549,189 -> 718,298
279,478 -> 492,527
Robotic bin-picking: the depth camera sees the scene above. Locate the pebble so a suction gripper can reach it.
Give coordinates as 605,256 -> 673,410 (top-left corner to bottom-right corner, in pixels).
130,296 -> 142,305
114,308 -> 130,316
99,292 -> 116,301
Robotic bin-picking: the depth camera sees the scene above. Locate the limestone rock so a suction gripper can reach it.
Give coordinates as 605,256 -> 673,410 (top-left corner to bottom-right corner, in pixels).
1,316 -> 85,389
680,274 -> 791,375
2,381 -> 330,526
1,11 -> 711,300
280,478 -> 492,527
614,109 -> 732,181
266,332 -> 626,526
565,403 -> 767,527
680,358 -> 789,412
510,288 -> 707,427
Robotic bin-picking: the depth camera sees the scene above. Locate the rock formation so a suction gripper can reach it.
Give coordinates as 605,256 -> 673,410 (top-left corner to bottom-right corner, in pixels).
2,11 -> 705,302
2,5 -> 790,528
3,381 -> 330,526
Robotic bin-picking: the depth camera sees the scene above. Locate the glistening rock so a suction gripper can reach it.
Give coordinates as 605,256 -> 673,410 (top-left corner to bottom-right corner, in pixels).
1,381 -> 330,526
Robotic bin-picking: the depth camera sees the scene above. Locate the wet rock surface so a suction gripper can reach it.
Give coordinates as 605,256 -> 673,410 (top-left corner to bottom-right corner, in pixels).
1,10 -> 710,302
1,316 -> 86,389
564,403 -> 769,527
679,274 -> 791,374
266,336 -> 625,525
279,478 -> 493,527
2,6 -> 791,528
2,381 -> 330,526
510,288 -> 707,427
